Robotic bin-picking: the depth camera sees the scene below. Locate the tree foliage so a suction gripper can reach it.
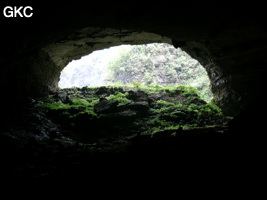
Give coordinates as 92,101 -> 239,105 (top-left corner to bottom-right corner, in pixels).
105,43 -> 213,102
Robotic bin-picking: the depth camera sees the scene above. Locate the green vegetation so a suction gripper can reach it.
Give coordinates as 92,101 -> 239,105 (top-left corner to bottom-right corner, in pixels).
108,81 -> 203,97
106,91 -> 132,106
38,84 -> 228,139
140,97 -> 224,135
41,101 -> 71,110
41,97 -> 99,118
105,43 -> 213,102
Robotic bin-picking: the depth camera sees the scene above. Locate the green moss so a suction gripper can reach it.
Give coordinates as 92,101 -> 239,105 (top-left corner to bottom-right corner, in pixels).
107,82 -> 202,98
165,125 -> 180,130
139,118 -> 179,134
42,101 -> 71,110
39,86 -> 227,137
106,91 -> 132,106
151,101 -> 183,115
175,85 -> 199,96
156,100 -> 175,106
70,98 -> 91,107
40,96 -> 99,118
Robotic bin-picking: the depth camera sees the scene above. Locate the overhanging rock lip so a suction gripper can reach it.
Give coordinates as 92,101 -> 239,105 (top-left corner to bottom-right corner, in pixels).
43,27 -> 172,70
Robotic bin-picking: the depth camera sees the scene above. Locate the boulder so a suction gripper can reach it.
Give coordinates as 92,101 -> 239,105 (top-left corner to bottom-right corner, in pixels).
118,102 -> 150,114
95,86 -> 109,95
127,90 -> 149,101
56,90 -> 67,102
94,99 -> 118,114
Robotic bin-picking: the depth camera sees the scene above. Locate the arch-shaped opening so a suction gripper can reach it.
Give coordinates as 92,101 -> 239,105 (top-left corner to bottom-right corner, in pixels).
38,40 -> 231,143
27,28 -> 234,143
58,43 -> 213,102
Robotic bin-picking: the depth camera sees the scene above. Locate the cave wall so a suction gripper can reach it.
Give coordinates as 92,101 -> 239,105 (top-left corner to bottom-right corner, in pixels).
42,27 -> 172,92
1,1 -> 267,117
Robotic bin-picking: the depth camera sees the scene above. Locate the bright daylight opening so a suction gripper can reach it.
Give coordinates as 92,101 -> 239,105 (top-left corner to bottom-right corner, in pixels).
59,43 -> 213,102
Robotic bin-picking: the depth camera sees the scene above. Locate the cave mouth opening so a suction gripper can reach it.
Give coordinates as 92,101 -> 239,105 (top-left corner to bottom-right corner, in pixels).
58,43 -> 213,102
38,42 -> 230,143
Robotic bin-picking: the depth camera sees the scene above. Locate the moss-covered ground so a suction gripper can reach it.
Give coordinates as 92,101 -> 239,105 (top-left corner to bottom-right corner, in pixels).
37,84 -> 230,141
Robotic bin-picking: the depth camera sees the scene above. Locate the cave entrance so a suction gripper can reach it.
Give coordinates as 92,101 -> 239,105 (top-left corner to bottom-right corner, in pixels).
40,43 -> 229,143
58,43 -> 213,102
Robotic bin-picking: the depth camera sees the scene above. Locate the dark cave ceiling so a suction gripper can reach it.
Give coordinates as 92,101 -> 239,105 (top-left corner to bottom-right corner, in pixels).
1,0 -> 267,116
